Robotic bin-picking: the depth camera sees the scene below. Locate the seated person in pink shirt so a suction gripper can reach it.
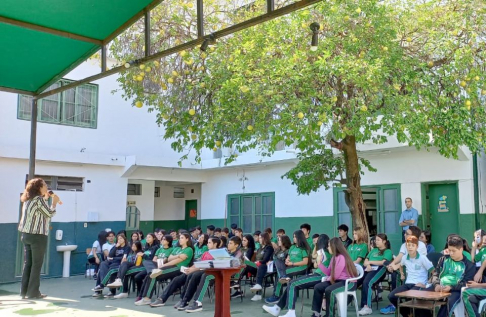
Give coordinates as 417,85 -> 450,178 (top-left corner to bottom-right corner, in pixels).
311,237 -> 358,317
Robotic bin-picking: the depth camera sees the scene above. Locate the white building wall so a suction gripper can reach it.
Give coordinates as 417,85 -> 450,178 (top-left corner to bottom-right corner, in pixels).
201,164 -> 334,220
154,183 -> 201,221
127,180 -> 155,221
0,157 -> 127,224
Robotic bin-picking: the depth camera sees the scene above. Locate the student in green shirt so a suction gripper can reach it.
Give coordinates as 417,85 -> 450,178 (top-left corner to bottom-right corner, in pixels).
265,230 -> 311,304
154,235 -> 174,262
263,234 -> 331,317
347,226 -> 369,265
136,233 -> 194,306
357,233 -> 393,316
194,234 -> 209,261
300,223 -> 314,250
254,230 -> 262,250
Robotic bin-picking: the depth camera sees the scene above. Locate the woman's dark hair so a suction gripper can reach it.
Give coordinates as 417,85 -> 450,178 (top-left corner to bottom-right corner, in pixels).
243,234 -> 256,256
312,233 -> 320,239
116,233 -> 127,245
220,236 -> 228,247
21,178 -> 45,202
329,237 -> 358,283
279,235 -> 292,250
444,234 -> 469,252
145,233 -> 160,246
180,232 -> 194,249
260,232 -> 272,247
130,232 -> 139,243
117,229 -> 127,237
293,230 -> 312,266
97,230 -> 107,247
198,234 -> 209,247
422,230 -> 432,244
162,234 -> 173,248
209,237 -> 221,247
137,230 -> 145,240
316,234 -> 330,251
294,230 -> 311,251
132,241 -> 143,253
376,233 -> 391,255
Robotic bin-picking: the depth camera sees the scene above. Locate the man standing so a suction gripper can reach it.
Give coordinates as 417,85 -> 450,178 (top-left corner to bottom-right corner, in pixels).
399,197 -> 418,242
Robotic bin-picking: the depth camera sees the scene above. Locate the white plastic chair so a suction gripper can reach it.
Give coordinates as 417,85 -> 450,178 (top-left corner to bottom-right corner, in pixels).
335,264 -> 364,317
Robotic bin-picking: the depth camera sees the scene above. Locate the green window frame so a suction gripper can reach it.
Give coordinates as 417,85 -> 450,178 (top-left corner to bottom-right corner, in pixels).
126,206 -> 140,231
227,192 -> 275,234
17,79 -> 98,129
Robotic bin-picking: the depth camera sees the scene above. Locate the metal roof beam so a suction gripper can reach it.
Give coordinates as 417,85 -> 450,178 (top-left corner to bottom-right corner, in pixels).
34,0 -> 323,100
0,16 -> 102,45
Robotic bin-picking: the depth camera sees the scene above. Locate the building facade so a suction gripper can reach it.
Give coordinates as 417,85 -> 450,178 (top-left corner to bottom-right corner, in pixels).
0,59 -> 485,283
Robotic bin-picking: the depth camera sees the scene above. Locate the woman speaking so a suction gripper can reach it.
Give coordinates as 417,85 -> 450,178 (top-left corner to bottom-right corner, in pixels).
18,178 -> 60,299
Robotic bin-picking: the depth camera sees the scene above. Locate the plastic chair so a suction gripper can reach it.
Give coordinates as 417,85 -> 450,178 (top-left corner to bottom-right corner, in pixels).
335,264 -> 365,317
479,298 -> 486,316
85,248 -> 93,278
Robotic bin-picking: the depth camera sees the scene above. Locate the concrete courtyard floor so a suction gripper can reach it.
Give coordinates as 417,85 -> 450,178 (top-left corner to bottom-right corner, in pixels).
0,276 -> 390,317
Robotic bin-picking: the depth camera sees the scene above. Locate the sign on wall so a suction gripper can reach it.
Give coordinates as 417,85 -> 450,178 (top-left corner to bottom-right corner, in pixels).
437,195 -> 449,212
127,201 -> 136,206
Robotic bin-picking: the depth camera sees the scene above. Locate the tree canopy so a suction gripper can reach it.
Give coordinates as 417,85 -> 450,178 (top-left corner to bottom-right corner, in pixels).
111,0 -> 486,197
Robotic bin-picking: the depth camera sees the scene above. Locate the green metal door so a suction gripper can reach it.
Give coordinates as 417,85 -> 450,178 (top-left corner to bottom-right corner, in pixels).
428,183 -> 459,250
185,200 -> 199,230
377,184 -> 402,254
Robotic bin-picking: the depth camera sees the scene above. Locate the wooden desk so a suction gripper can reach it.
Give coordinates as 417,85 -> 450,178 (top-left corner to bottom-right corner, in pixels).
205,267 -> 242,317
396,290 -> 450,317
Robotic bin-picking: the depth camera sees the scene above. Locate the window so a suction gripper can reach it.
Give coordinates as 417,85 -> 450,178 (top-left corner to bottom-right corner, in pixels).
18,79 -> 98,129
227,192 -> 274,234
27,175 -> 83,191
174,187 -> 185,198
154,187 -> 160,198
127,184 -> 142,195
126,206 -> 140,230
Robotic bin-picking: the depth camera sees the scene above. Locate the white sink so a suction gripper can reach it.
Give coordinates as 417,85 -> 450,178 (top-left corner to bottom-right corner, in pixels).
56,245 -> 78,277
56,245 -> 78,252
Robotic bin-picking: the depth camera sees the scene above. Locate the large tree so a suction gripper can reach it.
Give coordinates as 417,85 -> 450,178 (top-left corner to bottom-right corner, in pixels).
111,0 -> 486,237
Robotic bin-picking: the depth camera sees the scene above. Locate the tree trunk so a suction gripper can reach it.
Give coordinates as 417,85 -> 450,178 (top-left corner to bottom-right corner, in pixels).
342,135 -> 370,242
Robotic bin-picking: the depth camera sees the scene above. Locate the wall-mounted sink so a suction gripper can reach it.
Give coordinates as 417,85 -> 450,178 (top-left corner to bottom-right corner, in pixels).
56,245 -> 78,277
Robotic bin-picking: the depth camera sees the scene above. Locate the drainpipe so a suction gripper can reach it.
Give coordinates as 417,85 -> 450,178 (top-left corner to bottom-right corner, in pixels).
473,153 -> 481,230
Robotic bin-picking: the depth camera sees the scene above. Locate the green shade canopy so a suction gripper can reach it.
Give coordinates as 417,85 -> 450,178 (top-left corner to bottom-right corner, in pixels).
0,0 -> 158,94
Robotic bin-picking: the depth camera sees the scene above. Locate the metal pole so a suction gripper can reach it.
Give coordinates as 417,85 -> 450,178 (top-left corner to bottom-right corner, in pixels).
28,99 -> 38,180
101,45 -> 107,72
33,0 -> 322,100
197,0 -> 204,38
267,0 -> 275,12
145,11 -> 151,57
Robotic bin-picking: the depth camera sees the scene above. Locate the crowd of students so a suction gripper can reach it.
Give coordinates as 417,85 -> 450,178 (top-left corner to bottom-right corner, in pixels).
86,223 -> 486,317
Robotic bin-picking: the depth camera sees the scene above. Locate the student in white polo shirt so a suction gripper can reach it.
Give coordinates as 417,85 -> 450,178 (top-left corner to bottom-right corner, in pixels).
381,236 -> 434,316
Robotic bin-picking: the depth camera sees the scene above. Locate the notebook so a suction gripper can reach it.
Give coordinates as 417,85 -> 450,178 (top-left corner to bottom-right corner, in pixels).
208,248 -> 231,259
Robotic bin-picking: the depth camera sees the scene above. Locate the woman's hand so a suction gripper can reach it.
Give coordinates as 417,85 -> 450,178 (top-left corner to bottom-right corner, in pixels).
95,257 -> 100,264
365,265 -> 372,272
52,194 -> 60,205
474,271 -> 483,283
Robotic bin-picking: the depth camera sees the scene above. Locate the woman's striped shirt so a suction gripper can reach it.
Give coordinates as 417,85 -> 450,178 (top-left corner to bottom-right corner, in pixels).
18,196 -> 56,235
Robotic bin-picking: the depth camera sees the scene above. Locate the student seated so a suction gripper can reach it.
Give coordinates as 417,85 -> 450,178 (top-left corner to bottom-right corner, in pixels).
471,230 -> 486,282
92,233 -> 131,297
107,241 -> 144,298
380,236 -> 433,315
262,234 -> 331,317
87,231 -> 107,279
232,234 -> 256,299
311,233 -> 320,267
249,232 -> 275,301
135,233 -> 194,306
194,234 -> 209,261
184,236 -> 244,313
462,280 -> 486,317
420,230 -> 435,254
150,237 -> 220,309
420,235 -> 475,317
254,230 -> 262,250
265,231 -> 310,304
337,224 -> 353,249
347,227 -> 368,265
265,227 -> 279,249
311,237 -> 358,317
132,233 -> 160,302
357,233 -> 393,316
129,231 -> 140,246
300,223 -> 313,250
102,231 -> 116,259
442,233 -> 473,261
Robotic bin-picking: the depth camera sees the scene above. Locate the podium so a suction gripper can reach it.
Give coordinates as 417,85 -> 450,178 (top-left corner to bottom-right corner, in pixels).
205,266 -> 243,317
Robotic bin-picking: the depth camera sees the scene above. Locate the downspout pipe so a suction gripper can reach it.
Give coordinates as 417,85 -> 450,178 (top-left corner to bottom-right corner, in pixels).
473,153 -> 480,230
